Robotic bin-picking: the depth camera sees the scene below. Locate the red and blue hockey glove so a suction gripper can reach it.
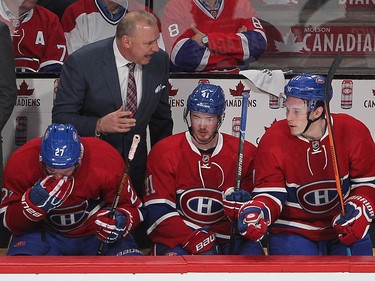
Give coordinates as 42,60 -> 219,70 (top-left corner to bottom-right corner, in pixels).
237,200 -> 270,241
22,175 -> 74,221
182,227 -> 218,255
95,208 -> 132,244
223,187 -> 251,221
332,196 -> 374,246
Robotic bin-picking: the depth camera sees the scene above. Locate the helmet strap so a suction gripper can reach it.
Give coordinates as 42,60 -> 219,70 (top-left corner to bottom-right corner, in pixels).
302,110 -> 324,135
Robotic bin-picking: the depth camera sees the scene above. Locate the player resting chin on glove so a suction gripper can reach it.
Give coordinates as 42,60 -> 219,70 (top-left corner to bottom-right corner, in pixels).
22,175 -> 74,221
1,123 -> 143,256
332,196 -> 374,246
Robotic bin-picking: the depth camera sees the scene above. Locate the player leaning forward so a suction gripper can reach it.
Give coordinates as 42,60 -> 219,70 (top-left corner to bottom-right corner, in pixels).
237,73 -> 375,255
143,83 -> 264,255
0,123 -> 144,256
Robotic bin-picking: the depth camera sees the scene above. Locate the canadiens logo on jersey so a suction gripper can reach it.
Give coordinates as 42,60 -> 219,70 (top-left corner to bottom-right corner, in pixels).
44,199 -> 100,232
296,180 -> 340,214
177,187 -> 225,225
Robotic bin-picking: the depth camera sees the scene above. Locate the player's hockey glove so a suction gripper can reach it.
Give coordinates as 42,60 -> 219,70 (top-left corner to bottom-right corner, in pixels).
223,187 -> 251,221
332,196 -> 374,246
95,208 -> 133,243
182,227 -> 218,255
237,200 -> 270,241
22,175 -> 74,221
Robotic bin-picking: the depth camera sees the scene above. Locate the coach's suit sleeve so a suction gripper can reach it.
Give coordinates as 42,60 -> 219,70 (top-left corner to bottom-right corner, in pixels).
52,38 -> 121,136
148,51 -> 173,147
0,23 -> 17,131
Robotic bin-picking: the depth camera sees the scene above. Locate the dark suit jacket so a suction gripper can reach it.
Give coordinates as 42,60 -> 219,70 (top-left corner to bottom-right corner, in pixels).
0,22 -> 17,186
52,37 -> 173,195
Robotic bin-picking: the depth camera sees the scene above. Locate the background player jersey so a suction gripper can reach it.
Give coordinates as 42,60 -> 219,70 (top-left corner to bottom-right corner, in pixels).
0,137 -> 143,237
143,131 -> 257,248
0,4 -> 67,72
161,0 -> 267,72
61,0 -> 155,54
252,114 -> 375,241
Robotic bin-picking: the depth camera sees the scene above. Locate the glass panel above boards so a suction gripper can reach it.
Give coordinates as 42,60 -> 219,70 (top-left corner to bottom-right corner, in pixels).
152,0 -> 375,75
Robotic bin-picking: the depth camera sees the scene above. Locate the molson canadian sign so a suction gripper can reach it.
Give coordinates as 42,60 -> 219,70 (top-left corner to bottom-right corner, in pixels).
267,25 -> 375,55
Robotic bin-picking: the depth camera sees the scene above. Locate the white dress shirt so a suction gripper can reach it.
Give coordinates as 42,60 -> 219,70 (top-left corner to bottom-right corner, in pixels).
113,38 -> 142,109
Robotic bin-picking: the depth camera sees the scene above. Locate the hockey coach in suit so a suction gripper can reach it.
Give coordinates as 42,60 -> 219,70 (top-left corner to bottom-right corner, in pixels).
52,10 -> 173,197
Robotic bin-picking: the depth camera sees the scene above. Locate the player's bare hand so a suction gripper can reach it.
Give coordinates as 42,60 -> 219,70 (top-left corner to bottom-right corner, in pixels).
97,106 -> 136,134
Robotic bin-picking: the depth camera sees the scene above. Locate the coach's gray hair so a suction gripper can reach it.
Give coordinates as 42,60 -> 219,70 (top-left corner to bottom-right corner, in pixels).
116,10 -> 158,38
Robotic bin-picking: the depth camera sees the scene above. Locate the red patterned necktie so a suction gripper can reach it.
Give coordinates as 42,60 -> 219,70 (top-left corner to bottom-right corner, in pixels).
126,62 -> 137,115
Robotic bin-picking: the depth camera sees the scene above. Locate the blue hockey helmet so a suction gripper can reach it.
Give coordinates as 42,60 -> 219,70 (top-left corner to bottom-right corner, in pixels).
40,123 -> 81,169
185,83 -> 226,118
284,73 -> 332,109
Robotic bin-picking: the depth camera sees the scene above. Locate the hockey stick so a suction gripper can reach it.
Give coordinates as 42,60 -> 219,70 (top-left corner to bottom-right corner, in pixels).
324,55 -> 351,255
96,134 -> 141,255
229,91 -> 250,255
324,55 -> 345,215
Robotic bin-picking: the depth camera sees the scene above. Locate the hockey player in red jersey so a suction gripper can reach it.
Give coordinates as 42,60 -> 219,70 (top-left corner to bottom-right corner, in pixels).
143,83 -> 264,255
237,73 -> 375,255
0,0 -> 67,72
161,0 -> 267,72
0,123 -> 144,256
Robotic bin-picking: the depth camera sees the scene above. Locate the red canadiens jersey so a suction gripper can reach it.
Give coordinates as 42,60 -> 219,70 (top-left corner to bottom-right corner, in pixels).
161,0 -> 267,72
143,131 -> 257,248
61,0 -> 156,54
0,137 -> 143,237
252,114 -> 375,241
0,5 -> 67,72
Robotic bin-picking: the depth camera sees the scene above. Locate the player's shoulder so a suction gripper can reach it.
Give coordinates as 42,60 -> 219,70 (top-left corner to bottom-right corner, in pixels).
221,133 -> 257,157
148,133 -> 185,162
7,137 -> 41,163
257,119 -> 289,145
64,0 -> 96,14
81,136 -> 114,149
221,132 -> 255,146
332,113 -> 370,134
262,119 -> 288,136
81,137 -> 123,160
333,113 -> 361,124
34,4 -> 60,21
153,132 -> 185,149
61,0 -> 97,22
